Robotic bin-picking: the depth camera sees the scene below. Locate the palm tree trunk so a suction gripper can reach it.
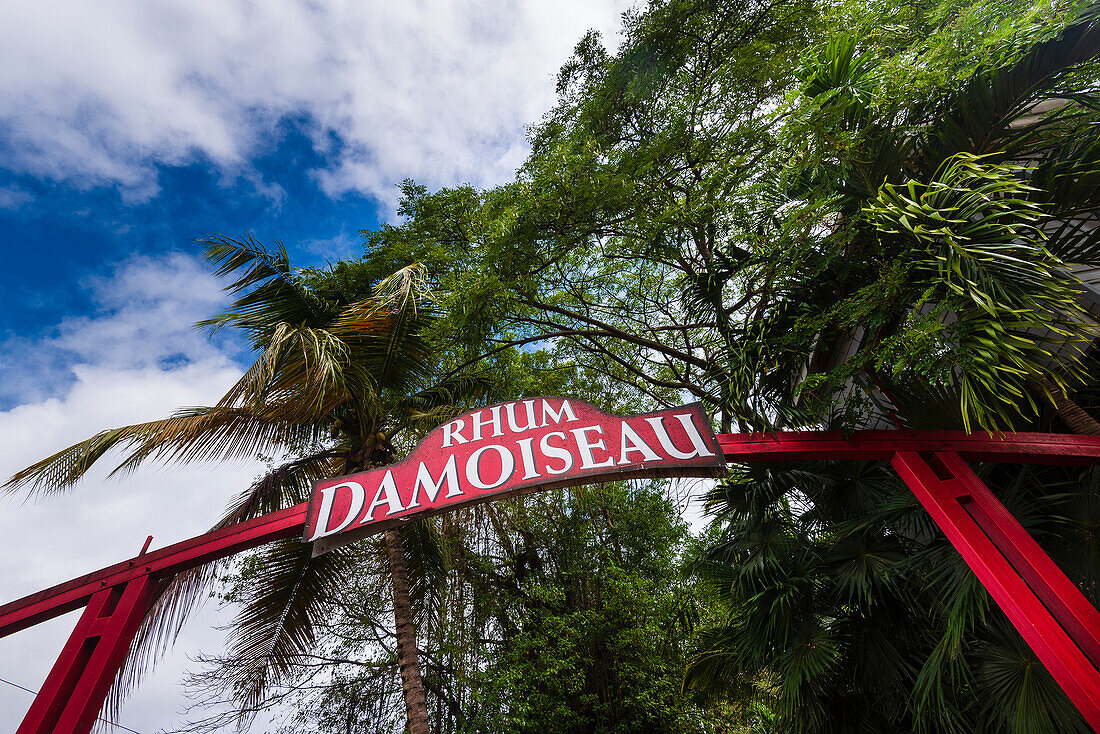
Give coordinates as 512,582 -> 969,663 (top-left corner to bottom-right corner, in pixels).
384,528 -> 431,734
1031,377 -> 1100,435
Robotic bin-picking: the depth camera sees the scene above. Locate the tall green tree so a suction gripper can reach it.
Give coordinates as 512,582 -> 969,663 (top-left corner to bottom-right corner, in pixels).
686,458 -> 1100,734
5,237 -> 492,733
352,0 -> 1100,730
728,0 -> 1100,433
681,1 -> 1100,732
359,0 -> 818,430
465,482 -> 726,733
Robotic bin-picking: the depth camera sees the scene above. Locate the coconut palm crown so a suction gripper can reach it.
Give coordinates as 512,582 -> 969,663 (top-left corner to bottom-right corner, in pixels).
5,235 -> 492,731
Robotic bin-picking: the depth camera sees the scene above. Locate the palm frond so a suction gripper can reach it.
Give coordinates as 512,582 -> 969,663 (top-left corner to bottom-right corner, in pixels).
105,562 -> 221,725
332,301 -> 430,388
389,373 -> 496,437
915,1 -> 1100,171
3,406 -> 324,497
100,449 -> 344,724
396,520 -> 448,625
212,321 -> 359,418
683,622 -> 761,705
374,263 -> 432,311
975,623 -> 1092,734
113,406 -> 327,476
9,238 -> 480,728
221,539 -> 359,716
219,451 -> 342,527
369,264 -> 435,390
4,425 -> 141,496
866,152 -> 1097,431
197,234 -> 332,347
910,569 -> 986,734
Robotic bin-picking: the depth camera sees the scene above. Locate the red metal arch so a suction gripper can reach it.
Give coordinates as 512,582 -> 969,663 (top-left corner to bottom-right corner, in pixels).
3,430 -> 1100,732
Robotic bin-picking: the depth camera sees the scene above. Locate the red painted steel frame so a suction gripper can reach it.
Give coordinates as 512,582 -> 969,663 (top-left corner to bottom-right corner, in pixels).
0,503 -> 309,638
16,577 -> 155,734
891,451 -> 1100,729
717,429 -> 1100,464
3,429 -> 1100,733
0,504 -> 308,734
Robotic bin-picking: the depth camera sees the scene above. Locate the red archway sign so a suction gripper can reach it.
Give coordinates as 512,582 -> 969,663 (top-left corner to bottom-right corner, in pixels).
2,399 -> 1100,732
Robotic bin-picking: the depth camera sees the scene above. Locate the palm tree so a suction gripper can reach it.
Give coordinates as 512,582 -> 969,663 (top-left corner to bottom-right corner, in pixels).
5,236 -> 490,732
684,5 -> 1100,732
685,457 -> 1099,734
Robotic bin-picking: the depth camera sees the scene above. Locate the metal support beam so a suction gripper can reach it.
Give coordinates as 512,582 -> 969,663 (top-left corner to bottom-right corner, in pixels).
5,430 -> 1100,731
16,575 -> 155,734
3,505 -> 309,734
0,502 -> 309,639
8,430 -> 1100,641
718,429 -> 1100,465
892,450 -> 1100,730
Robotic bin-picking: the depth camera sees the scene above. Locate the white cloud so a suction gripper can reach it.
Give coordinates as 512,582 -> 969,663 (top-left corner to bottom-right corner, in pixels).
300,228 -> 362,262
0,185 -> 32,211
0,253 -> 238,406
0,255 -> 270,732
0,0 -> 632,208
0,3 -> 640,726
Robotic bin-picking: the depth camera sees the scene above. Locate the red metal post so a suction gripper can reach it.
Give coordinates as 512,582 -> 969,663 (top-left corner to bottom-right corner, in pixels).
933,450 -> 1100,667
2,505 -> 309,734
16,575 -> 155,734
892,450 -> 1100,730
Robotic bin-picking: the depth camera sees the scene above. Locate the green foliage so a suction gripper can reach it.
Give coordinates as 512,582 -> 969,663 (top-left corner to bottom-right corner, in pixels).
687,460 -> 1099,733
15,0 -> 1100,730
471,484 -> 712,733
356,0 -> 1100,434
320,1 -> 1100,730
863,152 -> 1095,429
751,0 -> 1100,432
327,1 -> 1100,731
358,0 -> 820,433
240,481 -> 747,734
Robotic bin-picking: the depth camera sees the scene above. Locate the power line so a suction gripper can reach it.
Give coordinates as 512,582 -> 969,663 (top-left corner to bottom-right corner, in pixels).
0,675 -> 145,734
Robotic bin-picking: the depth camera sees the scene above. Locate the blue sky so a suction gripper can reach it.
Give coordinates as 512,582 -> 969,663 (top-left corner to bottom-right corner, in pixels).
0,119 -> 373,335
0,120 -> 379,409
0,2 -> 631,731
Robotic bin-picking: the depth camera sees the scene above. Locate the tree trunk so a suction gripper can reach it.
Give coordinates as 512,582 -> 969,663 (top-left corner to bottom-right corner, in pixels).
384,528 -> 431,734
1031,377 -> 1100,435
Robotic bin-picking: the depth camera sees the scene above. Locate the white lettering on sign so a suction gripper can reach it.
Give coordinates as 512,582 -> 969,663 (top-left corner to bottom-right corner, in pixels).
505,399 -> 538,433
540,431 -> 574,475
472,405 -> 505,441
466,444 -> 516,490
407,455 -> 462,509
363,470 -> 404,522
541,400 -> 578,427
442,418 -> 468,447
619,423 -> 661,464
572,425 -> 615,470
516,437 -> 541,479
645,414 -> 716,460
307,481 -> 365,541
306,399 -> 725,552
